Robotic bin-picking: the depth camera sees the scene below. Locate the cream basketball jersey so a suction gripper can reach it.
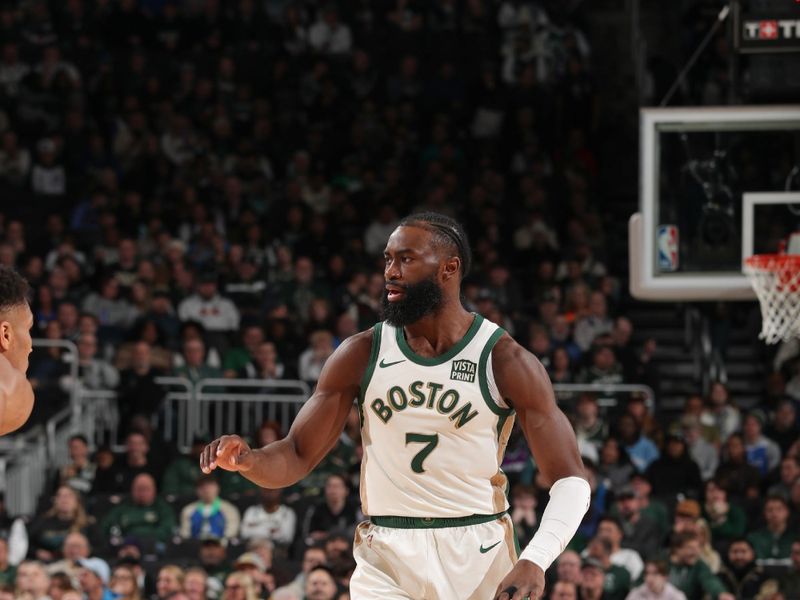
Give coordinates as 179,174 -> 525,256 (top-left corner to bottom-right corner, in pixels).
358,314 -> 516,518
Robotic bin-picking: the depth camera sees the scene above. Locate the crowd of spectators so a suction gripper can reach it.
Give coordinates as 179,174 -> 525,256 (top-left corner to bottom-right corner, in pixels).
0,0 -> 798,599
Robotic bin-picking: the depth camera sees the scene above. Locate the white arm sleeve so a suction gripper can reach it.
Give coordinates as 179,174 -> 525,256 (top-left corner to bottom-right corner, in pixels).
518,476 -> 591,572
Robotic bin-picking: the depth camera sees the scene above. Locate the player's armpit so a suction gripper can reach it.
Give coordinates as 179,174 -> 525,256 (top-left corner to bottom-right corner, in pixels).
237,329 -> 373,488
491,336 -> 586,486
0,355 -> 34,436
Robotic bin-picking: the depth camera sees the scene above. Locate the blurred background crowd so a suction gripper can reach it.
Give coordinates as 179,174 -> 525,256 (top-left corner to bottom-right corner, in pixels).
0,0 -> 798,599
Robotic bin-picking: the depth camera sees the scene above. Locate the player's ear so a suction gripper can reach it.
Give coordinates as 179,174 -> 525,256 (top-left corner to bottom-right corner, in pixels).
0,320 -> 11,351
442,256 -> 461,281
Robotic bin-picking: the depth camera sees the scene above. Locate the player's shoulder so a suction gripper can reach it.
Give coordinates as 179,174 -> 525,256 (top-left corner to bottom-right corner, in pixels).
490,331 -> 547,378
331,326 -> 378,363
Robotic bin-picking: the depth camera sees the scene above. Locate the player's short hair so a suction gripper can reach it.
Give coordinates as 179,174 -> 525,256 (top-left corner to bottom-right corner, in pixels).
0,266 -> 29,314
398,212 -> 472,277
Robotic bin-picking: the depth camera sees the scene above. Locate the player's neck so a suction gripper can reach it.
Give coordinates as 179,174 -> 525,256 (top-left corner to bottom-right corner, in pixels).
403,299 -> 474,355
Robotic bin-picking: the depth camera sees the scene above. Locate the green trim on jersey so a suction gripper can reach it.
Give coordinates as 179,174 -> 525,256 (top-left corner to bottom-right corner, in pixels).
370,511 -> 506,529
479,327 -> 514,417
395,313 -> 484,366
358,324 -> 383,425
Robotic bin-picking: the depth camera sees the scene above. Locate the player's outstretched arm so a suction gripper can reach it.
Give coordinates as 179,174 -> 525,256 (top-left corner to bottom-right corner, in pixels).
0,354 -> 35,436
200,329 -> 372,488
491,335 -> 589,600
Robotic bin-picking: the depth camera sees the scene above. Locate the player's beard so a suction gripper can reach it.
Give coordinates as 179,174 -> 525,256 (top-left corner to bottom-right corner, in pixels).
381,276 -> 444,327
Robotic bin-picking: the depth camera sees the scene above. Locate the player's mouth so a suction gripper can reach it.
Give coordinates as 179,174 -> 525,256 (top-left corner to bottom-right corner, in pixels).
386,285 -> 406,302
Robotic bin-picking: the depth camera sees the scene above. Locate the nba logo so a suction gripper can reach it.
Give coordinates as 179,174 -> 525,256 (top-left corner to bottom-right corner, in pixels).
658,225 -> 679,272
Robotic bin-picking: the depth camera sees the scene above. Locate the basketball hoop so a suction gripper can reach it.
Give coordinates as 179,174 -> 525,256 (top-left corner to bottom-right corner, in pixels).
743,253 -> 800,344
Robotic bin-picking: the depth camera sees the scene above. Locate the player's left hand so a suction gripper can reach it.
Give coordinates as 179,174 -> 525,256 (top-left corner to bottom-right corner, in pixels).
494,559 -> 544,600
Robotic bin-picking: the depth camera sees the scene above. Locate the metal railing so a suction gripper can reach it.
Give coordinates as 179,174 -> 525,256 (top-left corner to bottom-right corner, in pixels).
552,383 -> 656,413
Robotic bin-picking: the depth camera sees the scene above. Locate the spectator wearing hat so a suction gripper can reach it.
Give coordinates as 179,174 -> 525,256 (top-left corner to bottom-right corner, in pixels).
667,532 -> 732,600
584,536 -> 631,600
179,475 -> 240,542
239,487 -> 296,547
702,479 -> 746,548
596,516 -> 644,582
580,556 -> 609,600
616,484 -> 664,561
77,557 -> 113,600
646,435 -> 702,500
746,495 -> 797,564
100,474 -> 175,544
717,538 -> 770,599
232,552 -> 270,598
742,411 -> 781,476
672,500 -> 703,539
626,560 -> 687,600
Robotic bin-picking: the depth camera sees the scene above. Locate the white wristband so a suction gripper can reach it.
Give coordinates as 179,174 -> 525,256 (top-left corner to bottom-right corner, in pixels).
518,476 -> 591,572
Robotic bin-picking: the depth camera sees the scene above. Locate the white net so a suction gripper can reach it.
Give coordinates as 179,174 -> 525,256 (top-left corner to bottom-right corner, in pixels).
743,255 -> 800,344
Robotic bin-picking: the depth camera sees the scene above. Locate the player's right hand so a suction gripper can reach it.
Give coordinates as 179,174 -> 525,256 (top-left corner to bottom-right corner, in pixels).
200,435 -> 254,474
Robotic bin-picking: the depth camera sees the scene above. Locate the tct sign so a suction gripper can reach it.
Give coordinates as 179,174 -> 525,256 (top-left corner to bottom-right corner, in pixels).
736,15 -> 800,52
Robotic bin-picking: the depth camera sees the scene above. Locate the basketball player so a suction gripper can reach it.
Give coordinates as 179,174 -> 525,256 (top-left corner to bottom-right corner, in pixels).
201,213 -> 590,600
0,266 -> 35,435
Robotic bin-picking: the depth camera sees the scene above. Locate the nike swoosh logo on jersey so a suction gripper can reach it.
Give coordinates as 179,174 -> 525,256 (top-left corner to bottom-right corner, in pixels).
378,358 -> 406,368
479,540 -> 502,554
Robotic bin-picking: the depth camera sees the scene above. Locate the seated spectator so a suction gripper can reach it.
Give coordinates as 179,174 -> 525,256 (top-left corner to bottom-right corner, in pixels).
574,393 -> 607,454
246,539 -> 275,573
765,399 -> 799,455
702,478 -> 746,549
617,414 -> 659,474
717,538 -> 769,599
681,416 -> 719,482
231,552 -> 270,598
626,560 -> 687,600
714,434 -> 762,503
48,572 -> 74,600
197,537 -> 228,592
705,383 -> 741,444
172,338 -> 223,385
116,341 -> 166,433
77,557 -> 112,600
109,565 -> 141,600
53,434 -> 95,496
549,346 -> 575,386
584,536 -> 631,600
776,540 -> 800,598
155,565 -> 183,600
308,5 -> 352,55
579,556 -> 609,600
240,341 -> 285,380
15,560 -> 51,600
668,532 -> 732,600
100,474 -> 176,544
81,276 -> 138,339
223,571 -> 258,600
177,272 -> 240,353
510,484 -> 538,548
27,486 -> 93,562
696,520 -> 721,574
672,500 -> 703,538
239,487 -> 296,546
60,333 -> 120,391
742,411 -> 781,476
746,495 -> 797,565
292,545 -> 327,593
598,436 -> 635,493
556,550 -> 583,588
578,345 -> 624,386
222,325 -> 264,377
179,475 -> 240,542
646,435 -> 702,501
0,538 -> 13,587
45,532 -> 90,581
298,330 -> 335,384
100,431 -> 161,495
183,567 -> 208,600
596,516 -> 644,582
550,580 -> 579,600
615,484 -> 664,561
573,291 -> 613,352
161,438 -> 206,498
304,565 -> 339,600
302,474 -> 358,545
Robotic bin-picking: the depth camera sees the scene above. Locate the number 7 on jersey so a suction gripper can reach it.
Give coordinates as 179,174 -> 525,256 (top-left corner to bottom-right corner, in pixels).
405,432 -> 439,473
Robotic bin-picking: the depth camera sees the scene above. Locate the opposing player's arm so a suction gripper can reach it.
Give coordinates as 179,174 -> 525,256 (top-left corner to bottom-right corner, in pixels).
0,354 -> 35,436
200,329 -> 372,488
492,335 -> 585,483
